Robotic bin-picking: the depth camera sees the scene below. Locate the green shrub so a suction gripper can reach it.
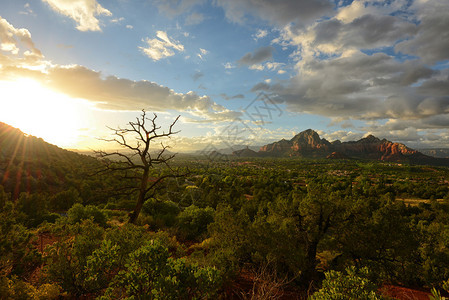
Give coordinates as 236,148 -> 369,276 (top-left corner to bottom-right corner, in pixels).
67,203 -> 107,227
0,276 -> 62,299
100,239 -> 221,299
0,201 -> 41,277
49,188 -> 81,211
310,266 -> 385,300
43,219 -> 105,296
142,198 -> 180,228
176,205 -> 214,241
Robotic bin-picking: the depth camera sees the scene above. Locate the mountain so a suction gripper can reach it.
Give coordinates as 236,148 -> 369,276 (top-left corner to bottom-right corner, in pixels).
232,147 -> 261,157
194,145 -> 261,155
235,129 -> 449,166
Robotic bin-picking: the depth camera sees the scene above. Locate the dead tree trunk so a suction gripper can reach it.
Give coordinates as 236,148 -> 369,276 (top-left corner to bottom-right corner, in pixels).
94,110 -> 182,224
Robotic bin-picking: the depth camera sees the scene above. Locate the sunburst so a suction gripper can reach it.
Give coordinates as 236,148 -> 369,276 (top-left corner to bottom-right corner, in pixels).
0,78 -> 87,148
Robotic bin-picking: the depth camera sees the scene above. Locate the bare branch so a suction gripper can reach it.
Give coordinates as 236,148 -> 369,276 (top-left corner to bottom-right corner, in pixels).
95,110 -> 183,223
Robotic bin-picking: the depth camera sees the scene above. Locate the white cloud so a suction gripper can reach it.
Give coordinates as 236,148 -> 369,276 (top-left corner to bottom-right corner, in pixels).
197,48 -> 209,60
223,62 -> 235,69
0,16 -> 42,60
265,62 -> 284,71
126,25 -> 133,29
249,64 -> 264,71
253,29 -> 268,40
110,17 -> 124,24
139,31 -> 184,61
19,3 -> 35,16
42,0 -> 112,32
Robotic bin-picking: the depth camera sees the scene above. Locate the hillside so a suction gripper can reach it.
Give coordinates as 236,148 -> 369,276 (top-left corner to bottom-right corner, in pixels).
0,122 -> 101,198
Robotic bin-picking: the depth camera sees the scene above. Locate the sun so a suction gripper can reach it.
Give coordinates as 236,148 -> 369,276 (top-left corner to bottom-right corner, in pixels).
0,78 -> 88,148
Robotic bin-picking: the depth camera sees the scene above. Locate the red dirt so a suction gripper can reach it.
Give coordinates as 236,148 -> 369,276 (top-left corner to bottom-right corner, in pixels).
380,285 -> 432,300
34,232 -> 59,252
225,270 -> 436,300
224,269 -> 305,299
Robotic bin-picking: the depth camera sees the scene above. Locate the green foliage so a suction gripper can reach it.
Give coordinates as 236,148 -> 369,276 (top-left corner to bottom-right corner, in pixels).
43,219 -> 105,296
176,205 -> 214,241
16,193 -> 58,227
208,204 -> 251,277
5,133 -> 449,298
142,198 -> 180,228
310,267 -> 385,300
0,276 -> 62,300
67,203 -> 107,227
104,223 -> 149,268
0,198 -> 41,277
335,198 -> 421,284
49,188 -> 82,211
101,239 -> 221,299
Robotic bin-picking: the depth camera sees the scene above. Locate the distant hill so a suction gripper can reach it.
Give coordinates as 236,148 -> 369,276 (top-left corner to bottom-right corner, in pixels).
234,129 -> 449,166
419,148 -> 449,158
0,122 -> 100,198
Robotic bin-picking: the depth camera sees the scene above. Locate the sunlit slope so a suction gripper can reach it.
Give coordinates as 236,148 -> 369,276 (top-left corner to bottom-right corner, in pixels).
0,122 -> 99,198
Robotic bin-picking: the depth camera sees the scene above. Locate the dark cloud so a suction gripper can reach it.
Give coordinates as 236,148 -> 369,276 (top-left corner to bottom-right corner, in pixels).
252,51 -> 449,121
192,70 -> 204,81
220,93 -> 245,100
395,0 -> 449,64
154,0 -> 206,17
311,14 -> 417,51
215,0 -> 334,27
417,70 -> 449,96
238,46 -> 273,66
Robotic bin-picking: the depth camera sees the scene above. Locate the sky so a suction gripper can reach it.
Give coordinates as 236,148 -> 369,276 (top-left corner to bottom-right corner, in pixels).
0,0 -> 448,152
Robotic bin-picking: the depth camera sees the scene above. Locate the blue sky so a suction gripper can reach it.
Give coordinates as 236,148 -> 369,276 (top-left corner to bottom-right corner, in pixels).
0,0 -> 448,151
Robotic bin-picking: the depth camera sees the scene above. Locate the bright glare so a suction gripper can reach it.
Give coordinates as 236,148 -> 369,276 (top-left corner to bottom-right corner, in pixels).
0,78 -> 88,148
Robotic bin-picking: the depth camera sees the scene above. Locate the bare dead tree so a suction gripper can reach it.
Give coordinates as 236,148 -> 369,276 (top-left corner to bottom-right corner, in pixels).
239,260 -> 294,300
94,110 -> 184,224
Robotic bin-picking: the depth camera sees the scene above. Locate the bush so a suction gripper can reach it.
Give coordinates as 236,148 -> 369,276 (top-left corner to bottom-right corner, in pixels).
43,219 -> 105,296
104,223 -> 148,267
0,201 -> 41,277
0,276 -> 61,299
49,188 -> 81,211
67,203 -> 107,227
100,239 -> 221,299
142,198 -> 180,228
310,266 -> 385,300
176,205 -> 214,241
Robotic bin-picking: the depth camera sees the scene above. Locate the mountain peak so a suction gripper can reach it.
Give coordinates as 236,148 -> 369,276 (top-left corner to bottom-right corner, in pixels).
360,134 -> 381,143
290,129 -> 320,142
289,129 -> 330,153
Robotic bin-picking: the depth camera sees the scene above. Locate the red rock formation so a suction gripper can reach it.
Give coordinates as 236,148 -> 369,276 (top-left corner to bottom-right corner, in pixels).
258,129 -> 429,163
